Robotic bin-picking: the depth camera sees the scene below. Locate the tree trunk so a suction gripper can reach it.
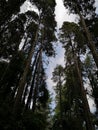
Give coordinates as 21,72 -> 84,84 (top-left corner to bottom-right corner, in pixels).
75,56 -> 94,130
76,5 -> 98,68
13,28 -> 38,115
32,83 -> 37,112
70,37 -> 95,130
25,50 -> 41,109
32,49 -> 42,112
59,78 -> 63,123
22,83 -> 29,104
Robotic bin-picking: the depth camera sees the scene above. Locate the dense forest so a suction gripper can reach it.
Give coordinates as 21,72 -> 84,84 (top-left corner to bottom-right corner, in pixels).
0,0 -> 98,130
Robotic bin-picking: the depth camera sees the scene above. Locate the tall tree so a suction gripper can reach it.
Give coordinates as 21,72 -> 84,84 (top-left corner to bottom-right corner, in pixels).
60,21 -> 95,130
52,65 -> 64,129
0,1 -> 56,129
63,0 -> 98,68
84,55 -> 98,113
13,0 -> 56,115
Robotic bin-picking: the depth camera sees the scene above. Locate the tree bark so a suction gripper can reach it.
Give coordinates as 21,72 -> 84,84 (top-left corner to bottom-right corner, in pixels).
58,76 -> 63,124
70,40 -> 95,130
75,56 -> 94,130
32,49 -> 42,112
25,50 -> 41,109
68,34 -> 95,130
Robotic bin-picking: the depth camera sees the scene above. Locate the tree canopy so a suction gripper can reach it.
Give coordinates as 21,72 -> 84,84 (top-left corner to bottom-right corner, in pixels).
0,0 -> 98,130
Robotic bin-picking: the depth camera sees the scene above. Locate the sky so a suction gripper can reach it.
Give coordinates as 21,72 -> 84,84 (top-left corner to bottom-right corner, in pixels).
46,0 -> 76,108
55,0 -> 77,28
46,0 -> 76,92
95,0 -> 98,13
20,0 -> 39,14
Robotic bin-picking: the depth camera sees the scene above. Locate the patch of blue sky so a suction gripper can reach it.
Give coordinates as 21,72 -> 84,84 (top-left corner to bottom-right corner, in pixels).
95,0 -> 98,13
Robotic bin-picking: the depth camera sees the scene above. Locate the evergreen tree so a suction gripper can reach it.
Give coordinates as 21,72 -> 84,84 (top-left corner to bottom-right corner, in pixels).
52,65 -> 65,129
63,0 -> 98,68
13,0 -> 56,115
59,21 -> 95,130
0,0 -> 56,129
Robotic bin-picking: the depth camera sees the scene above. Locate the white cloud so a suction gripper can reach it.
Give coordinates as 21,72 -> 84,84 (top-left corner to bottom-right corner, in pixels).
20,0 -> 39,14
55,0 -> 77,28
87,95 -> 96,113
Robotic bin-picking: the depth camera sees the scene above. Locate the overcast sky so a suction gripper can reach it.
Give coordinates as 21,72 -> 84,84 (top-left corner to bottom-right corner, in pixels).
55,0 -> 77,28
46,0 -> 76,85
46,0 -> 77,110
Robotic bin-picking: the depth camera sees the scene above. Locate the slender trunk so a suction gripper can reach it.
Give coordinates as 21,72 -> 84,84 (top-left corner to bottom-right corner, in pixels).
74,55 -> 94,130
22,36 -> 28,50
32,83 -> 38,112
75,57 -> 94,130
58,68 -> 63,129
25,50 -> 41,109
88,72 -> 98,109
22,83 -> 29,104
13,28 -> 38,115
59,82 -> 63,129
75,99 -> 84,130
60,86 -> 62,120
23,49 -> 40,107
76,5 -> 98,68
32,50 -> 42,112
75,56 -> 94,130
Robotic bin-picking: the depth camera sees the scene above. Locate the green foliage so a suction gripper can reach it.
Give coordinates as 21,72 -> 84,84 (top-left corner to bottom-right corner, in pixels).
1,0 -> 98,130
60,21 -> 86,54
63,0 -> 96,18
0,0 -> 57,129
23,110 -> 47,130
52,65 -> 64,83
0,103 -> 48,130
84,55 -> 98,112
52,20 -> 93,130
